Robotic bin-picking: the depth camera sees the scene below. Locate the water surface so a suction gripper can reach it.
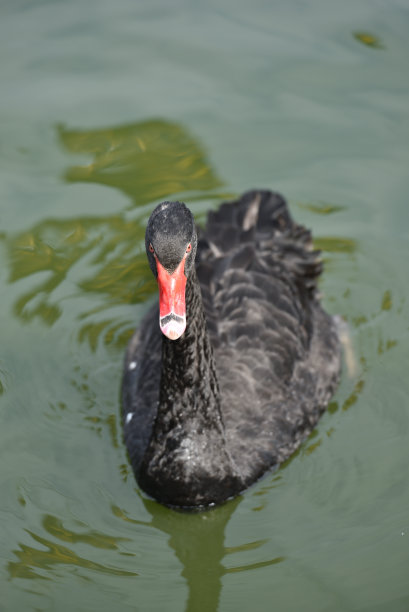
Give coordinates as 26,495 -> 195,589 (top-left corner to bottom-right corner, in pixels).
1,1 -> 409,610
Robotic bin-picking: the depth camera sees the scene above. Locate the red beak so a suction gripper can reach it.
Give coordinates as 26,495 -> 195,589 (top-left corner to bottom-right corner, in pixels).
156,257 -> 187,340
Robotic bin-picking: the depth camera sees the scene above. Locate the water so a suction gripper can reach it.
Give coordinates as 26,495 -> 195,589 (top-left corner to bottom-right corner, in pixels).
1,0 -> 409,610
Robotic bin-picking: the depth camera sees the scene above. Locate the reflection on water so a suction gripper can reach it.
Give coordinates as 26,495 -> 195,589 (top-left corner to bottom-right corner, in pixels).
112,497 -> 239,611
313,236 -> 357,254
9,215 -> 151,328
6,119 -> 225,350
58,119 -> 223,208
8,515 -> 138,580
381,290 -> 392,311
112,495 -> 284,612
353,32 -> 384,49
342,379 -> 365,412
298,201 -> 346,215
42,513 -> 129,549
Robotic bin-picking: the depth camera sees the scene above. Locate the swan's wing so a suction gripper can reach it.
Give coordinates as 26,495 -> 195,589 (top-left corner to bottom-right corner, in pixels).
196,189 -> 322,355
196,190 -> 341,482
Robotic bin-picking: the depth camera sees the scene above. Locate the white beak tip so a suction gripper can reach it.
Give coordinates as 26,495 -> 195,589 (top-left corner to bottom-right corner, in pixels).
159,314 -> 186,341
165,328 -> 184,340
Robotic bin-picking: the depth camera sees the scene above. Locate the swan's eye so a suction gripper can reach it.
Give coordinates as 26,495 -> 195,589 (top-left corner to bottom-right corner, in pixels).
149,243 -> 154,253
186,243 -> 192,253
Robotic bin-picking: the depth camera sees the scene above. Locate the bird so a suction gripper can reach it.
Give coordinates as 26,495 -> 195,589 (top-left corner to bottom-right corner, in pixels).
122,190 -> 341,509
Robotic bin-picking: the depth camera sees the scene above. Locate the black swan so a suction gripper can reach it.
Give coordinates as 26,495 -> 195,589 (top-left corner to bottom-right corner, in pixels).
122,190 -> 341,508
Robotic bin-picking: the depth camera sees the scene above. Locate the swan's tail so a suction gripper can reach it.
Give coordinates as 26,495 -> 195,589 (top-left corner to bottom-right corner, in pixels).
202,190 -> 322,295
207,189 -> 292,236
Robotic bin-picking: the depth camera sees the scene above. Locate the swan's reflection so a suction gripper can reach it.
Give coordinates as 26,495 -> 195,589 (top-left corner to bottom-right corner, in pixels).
116,495 -> 241,612
113,494 -> 285,612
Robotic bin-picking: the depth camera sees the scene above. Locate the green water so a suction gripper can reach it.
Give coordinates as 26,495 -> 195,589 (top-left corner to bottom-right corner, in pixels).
1,1 -> 409,610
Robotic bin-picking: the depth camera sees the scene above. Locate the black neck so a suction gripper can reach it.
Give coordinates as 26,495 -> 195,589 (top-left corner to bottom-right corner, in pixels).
139,270 -> 243,507
157,270 -> 223,435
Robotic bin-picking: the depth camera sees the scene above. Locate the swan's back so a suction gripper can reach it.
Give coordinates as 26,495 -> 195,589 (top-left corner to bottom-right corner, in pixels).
195,191 -> 340,485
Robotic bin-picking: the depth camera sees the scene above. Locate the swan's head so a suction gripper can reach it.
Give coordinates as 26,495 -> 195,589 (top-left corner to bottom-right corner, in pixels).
145,201 -> 197,340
